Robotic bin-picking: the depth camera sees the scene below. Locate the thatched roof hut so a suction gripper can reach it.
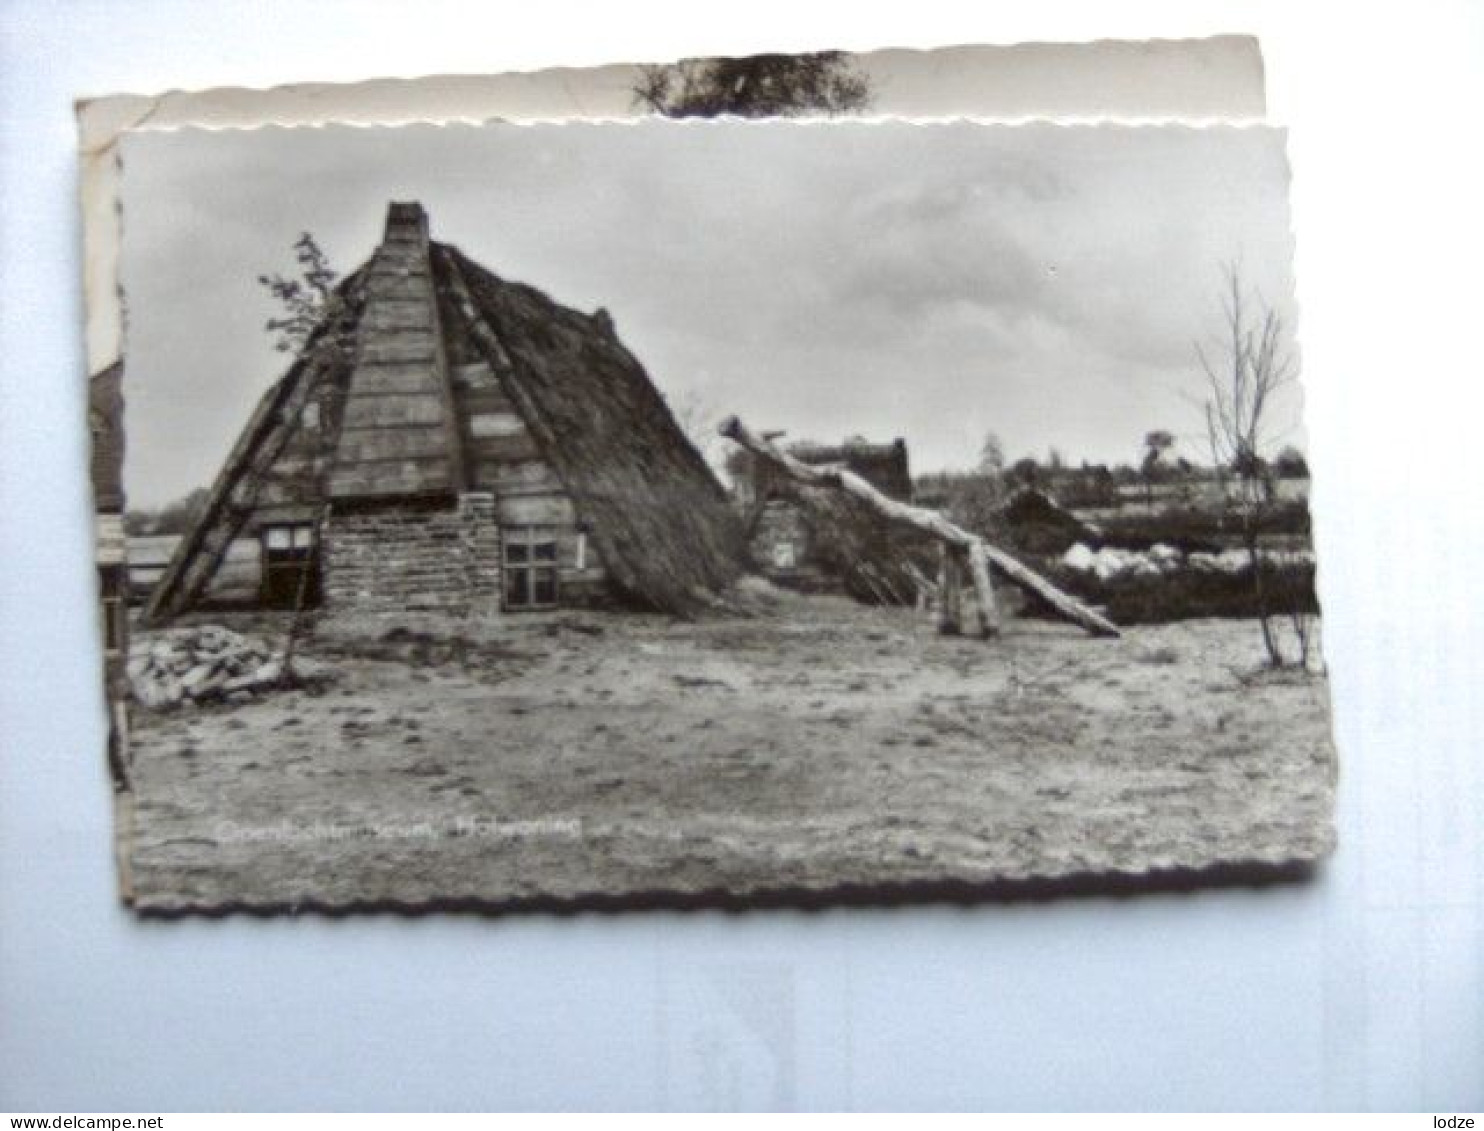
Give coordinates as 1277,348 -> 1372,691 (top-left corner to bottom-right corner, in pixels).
742,436 -> 930,603
147,202 -> 746,623
1000,486 -> 1102,556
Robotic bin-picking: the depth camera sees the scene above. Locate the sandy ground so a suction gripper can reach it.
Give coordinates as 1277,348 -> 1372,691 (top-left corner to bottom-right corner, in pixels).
123,595 -> 1337,912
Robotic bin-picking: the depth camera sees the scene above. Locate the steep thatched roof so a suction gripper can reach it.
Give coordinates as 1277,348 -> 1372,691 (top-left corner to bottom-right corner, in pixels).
147,202 -> 745,621
434,242 -> 745,613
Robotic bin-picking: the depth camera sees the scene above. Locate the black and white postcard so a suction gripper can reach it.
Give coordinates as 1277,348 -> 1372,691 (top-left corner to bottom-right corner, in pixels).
98,106 -> 1334,912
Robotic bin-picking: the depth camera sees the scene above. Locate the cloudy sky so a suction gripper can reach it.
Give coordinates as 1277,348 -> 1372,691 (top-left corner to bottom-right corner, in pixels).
119,120 -> 1300,510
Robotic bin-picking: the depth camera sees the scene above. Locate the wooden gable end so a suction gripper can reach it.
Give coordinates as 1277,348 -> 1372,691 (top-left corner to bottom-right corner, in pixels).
437,268 -> 562,505
434,257 -> 606,598
327,202 -> 461,502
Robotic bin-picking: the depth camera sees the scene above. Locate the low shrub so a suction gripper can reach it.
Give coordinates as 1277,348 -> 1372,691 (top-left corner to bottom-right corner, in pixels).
1092,500 -> 1311,552
1041,559 -> 1319,624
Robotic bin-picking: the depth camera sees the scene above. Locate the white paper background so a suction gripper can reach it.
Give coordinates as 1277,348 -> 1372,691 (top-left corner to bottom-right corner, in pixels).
1,0 -> 1481,1112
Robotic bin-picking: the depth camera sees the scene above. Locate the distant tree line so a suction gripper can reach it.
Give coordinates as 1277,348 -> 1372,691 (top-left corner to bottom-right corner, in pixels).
915,437 -> 1309,516
124,486 -> 211,537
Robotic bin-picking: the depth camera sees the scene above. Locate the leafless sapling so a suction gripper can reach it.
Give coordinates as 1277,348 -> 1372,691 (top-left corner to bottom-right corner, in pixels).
1141,429 -> 1175,506
1198,264 -> 1301,668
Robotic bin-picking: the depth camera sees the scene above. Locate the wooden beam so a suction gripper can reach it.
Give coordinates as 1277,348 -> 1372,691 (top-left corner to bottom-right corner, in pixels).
966,539 -> 1001,638
145,353 -> 324,624
937,543 -> 961,635
719,415 -> 1119,638
972,538 -> 1118,638
144,271 -> 365,624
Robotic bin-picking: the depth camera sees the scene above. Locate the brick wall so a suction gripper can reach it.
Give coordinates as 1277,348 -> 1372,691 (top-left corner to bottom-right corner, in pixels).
461,493 -> 501,597
321,493 -> 501,616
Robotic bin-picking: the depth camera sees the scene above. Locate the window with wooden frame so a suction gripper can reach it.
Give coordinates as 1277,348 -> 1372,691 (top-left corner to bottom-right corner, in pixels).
263,524 -> 316,552
503,525 -> 559,611
260,522 -> 320,608
98,565 -> 127,654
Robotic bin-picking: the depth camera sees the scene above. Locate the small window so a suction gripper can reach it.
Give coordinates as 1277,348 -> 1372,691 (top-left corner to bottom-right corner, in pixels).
502,526 -> 559,611
262,523 -> 317,555
102,596 -> 125,652
773,542 -> 797,570
98,565 -> 126,652
531,569 -> 558,606
301,402 -> 321,430
260,524 -> 320,609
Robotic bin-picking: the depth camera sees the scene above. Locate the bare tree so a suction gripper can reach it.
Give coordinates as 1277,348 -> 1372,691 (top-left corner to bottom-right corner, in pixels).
1140,429 -> 1175,505
978,431 -> 1006,479
258,233 -> 343,355
1198,264 -> 1300,668
633,51 -> 871,119
963,429 -> 1010,527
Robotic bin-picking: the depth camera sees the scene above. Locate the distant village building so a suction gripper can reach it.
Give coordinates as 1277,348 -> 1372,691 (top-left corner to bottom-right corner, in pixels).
999,486 -> 1102,556
147,202 -> 745,624
741,437 -> 916,597
89,360 -> 129,787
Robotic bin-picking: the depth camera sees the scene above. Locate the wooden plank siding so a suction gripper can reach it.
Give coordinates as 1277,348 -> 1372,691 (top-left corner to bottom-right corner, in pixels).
484,459 -> 564,495
443,303 -> 610,601
341,392 -> 448,429
497,492 -> 575,527
469,431 -> 541,463
247,501 -> 325,527
336,426 -> 450,462
468,411 -> 526,439
329,458 -> 454,500
346,361 -> 443,395
326,204 -> 459,502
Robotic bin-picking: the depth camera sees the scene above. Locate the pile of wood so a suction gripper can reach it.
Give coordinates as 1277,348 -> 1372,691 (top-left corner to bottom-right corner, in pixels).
128,625 -> 333,710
